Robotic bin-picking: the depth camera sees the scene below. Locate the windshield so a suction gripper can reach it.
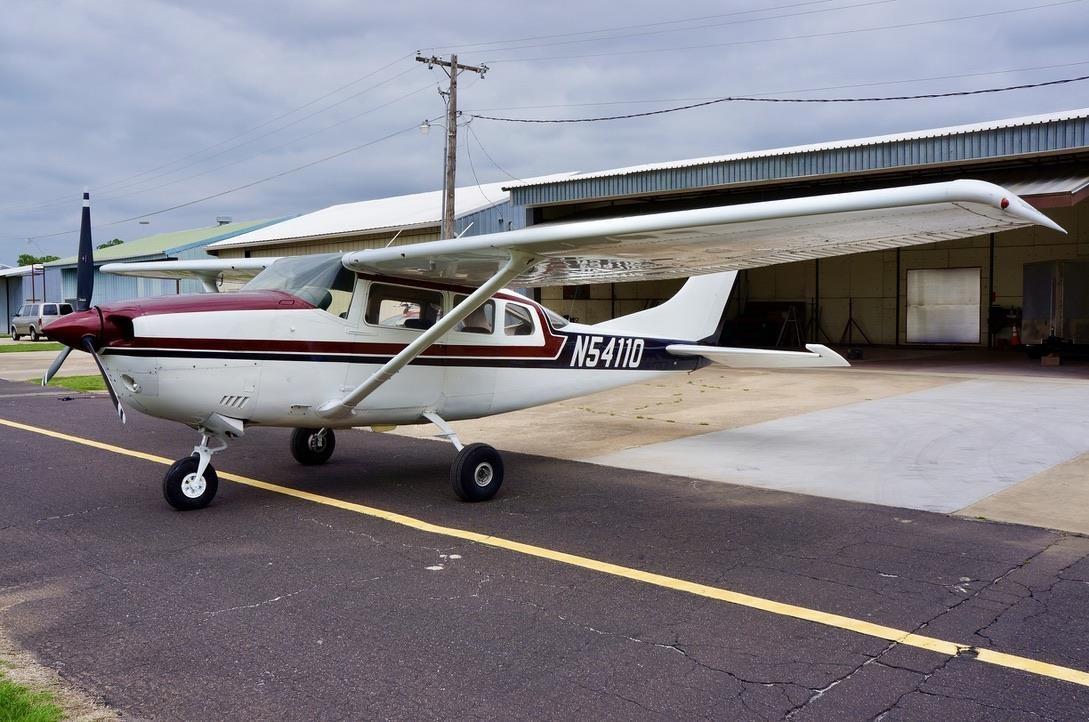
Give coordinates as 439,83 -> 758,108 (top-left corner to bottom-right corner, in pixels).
243,254 -> 356,315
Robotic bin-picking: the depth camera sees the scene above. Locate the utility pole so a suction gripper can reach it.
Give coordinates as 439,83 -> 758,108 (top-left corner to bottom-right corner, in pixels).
416,54 -> 487,239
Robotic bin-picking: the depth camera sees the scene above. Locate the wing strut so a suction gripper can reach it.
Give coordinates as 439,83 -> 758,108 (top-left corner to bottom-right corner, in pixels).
316,251 -> 537,419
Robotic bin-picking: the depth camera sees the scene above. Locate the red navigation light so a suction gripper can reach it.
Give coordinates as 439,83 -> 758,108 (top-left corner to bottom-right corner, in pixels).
1000,197 -> 1010,210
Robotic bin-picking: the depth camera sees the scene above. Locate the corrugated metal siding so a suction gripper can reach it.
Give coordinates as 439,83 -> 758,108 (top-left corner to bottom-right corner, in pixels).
512,116 -> 1089,207
457,201 -> 512,236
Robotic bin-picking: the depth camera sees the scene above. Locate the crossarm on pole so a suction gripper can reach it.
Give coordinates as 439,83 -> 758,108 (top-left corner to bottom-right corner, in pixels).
316,251 -> 536,419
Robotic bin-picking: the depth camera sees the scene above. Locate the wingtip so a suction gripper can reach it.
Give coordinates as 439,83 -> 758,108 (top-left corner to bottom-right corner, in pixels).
1006,196 -> 1066,234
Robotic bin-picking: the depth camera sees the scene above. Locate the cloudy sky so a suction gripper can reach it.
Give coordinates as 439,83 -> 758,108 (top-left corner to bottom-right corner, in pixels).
1,0 -> 1087,263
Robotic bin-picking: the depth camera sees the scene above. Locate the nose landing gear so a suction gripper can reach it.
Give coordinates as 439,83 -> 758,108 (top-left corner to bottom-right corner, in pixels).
162,415 -> 242,511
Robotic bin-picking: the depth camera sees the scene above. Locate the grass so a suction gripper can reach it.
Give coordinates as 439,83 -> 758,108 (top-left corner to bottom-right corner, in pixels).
0,674 -> 62,722
0,343 -> 63,353
32,375 -> 106,392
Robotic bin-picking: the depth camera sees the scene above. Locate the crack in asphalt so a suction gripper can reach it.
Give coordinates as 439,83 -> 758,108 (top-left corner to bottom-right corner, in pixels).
782,534 -> 1072,719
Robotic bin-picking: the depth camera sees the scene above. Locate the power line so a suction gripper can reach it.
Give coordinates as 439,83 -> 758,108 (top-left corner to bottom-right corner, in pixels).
471,74 -> 1089,124
462,122 -> 497,207
1,53 -> 418,213
467,60 -> 1089,113
14,122 -> 428,242
8,64 -> 423,216
467,124 -> 522,183
423,0 -> 835,52
16,78 -> 438,218
432,0 -> 893,56
484,0 -> 1085,63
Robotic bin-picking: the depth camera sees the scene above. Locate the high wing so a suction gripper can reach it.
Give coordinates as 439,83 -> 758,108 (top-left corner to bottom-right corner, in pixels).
100,258 -> 279,292
341,180 -> 1062,286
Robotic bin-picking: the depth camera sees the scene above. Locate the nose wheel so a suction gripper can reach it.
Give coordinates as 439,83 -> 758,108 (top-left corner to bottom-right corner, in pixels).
163,430 -> 228,510
163,456 -> 219,510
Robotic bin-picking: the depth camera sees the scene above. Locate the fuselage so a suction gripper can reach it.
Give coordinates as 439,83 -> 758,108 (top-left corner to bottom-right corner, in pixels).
48,272 -> 706,431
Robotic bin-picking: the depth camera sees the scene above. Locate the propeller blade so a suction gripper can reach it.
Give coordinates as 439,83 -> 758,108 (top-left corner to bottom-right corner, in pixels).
80,336 -> 126,424
76,190 -> 94,312
41,346 -> 73,387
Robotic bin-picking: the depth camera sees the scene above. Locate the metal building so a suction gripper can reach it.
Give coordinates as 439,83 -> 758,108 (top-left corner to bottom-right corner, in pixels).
500,109 -> 1089,348
205,176 -> 574,260
43,219 -> 284,306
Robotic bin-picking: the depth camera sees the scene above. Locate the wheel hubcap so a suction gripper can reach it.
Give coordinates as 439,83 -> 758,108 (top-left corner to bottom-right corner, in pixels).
473,461 -> 494,488
180,473 -> 206,499
308,435 -> 326,453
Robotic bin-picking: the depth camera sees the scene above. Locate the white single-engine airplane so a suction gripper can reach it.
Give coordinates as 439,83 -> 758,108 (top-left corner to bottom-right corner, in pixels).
44,182 -> 1061,510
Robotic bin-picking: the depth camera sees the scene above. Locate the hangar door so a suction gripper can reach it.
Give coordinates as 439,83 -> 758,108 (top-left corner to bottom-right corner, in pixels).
906,268 -> 981,344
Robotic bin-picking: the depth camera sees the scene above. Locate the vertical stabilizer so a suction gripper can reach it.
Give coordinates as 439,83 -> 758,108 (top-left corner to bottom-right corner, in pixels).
593,271 -> 737,342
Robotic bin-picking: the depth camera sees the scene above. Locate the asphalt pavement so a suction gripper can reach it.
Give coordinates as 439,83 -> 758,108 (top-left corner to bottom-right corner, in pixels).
2,379 -> 1088,720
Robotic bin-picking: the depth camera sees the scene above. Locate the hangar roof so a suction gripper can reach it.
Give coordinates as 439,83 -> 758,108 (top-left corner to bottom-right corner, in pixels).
0,265 -> 35,278
507,108 -> 1089,206
47,219 -> 280,267
206,174 -> 575,251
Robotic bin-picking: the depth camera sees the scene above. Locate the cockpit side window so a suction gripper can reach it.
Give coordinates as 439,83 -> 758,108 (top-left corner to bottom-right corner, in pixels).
451,295 -> 495,334
366,283 -> 444,330
504,303 -> 537,336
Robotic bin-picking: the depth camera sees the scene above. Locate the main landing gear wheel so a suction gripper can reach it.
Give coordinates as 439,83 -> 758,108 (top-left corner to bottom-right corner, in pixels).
162,456 -> 219,511
450,443 -> 504,502
291,428 -> 335,465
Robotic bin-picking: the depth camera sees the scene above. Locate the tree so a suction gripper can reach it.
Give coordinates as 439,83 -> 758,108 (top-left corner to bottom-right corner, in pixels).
17,253 -> 59,266
97,238 -> 124,250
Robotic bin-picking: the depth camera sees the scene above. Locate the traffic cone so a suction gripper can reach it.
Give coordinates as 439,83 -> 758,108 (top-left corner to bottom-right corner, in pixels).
1011,324 -> 1021,347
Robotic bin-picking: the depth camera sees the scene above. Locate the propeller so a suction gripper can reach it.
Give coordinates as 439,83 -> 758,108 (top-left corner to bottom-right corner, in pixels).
81,335 -> 126,424
41,346 -> 72,386
42,189 -> 123,426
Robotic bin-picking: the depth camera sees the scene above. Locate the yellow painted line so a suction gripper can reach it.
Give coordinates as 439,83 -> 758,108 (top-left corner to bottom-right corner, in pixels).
4,415 -> 1089,688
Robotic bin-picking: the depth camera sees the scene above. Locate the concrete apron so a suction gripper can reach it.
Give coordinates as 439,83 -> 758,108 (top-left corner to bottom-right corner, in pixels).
393,365 -> 1089,535
0,351 -> 98,381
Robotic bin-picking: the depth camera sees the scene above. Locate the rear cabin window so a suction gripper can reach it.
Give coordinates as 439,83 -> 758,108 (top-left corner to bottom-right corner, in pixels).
451,295 -> 495,334
366,283 -> 443,330
43,304 -> 58,315
504,304 -> 537,336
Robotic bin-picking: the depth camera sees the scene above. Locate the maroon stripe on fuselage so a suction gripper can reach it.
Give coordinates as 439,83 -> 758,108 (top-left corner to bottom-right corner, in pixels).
113,333 -> 565,359
98,290 -> 313,318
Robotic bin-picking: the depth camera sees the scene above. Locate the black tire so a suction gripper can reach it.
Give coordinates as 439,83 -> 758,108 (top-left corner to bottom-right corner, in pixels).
450,443 -> 504,502
291,427 -> 336,465
10,328 -> 18,341
162,456 -> 219,511
29,328 -> 39,342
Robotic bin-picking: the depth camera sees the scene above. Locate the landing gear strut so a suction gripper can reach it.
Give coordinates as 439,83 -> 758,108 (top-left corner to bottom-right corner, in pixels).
424,412 -> 505,502
163,432 -> 226,510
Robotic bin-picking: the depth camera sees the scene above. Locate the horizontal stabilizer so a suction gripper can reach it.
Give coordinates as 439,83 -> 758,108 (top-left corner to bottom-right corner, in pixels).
667,343 -> 850,369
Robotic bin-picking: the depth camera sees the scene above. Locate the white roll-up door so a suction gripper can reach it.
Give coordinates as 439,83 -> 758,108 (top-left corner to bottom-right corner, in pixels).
906,268 -> 981,344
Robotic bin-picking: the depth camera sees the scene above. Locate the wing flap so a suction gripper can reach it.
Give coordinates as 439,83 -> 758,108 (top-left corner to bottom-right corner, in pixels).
341,180 -> 1062,287
668,343 -> 850,369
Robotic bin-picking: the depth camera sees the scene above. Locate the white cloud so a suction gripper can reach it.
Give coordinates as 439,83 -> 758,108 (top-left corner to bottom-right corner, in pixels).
1,0 -> 1086,261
